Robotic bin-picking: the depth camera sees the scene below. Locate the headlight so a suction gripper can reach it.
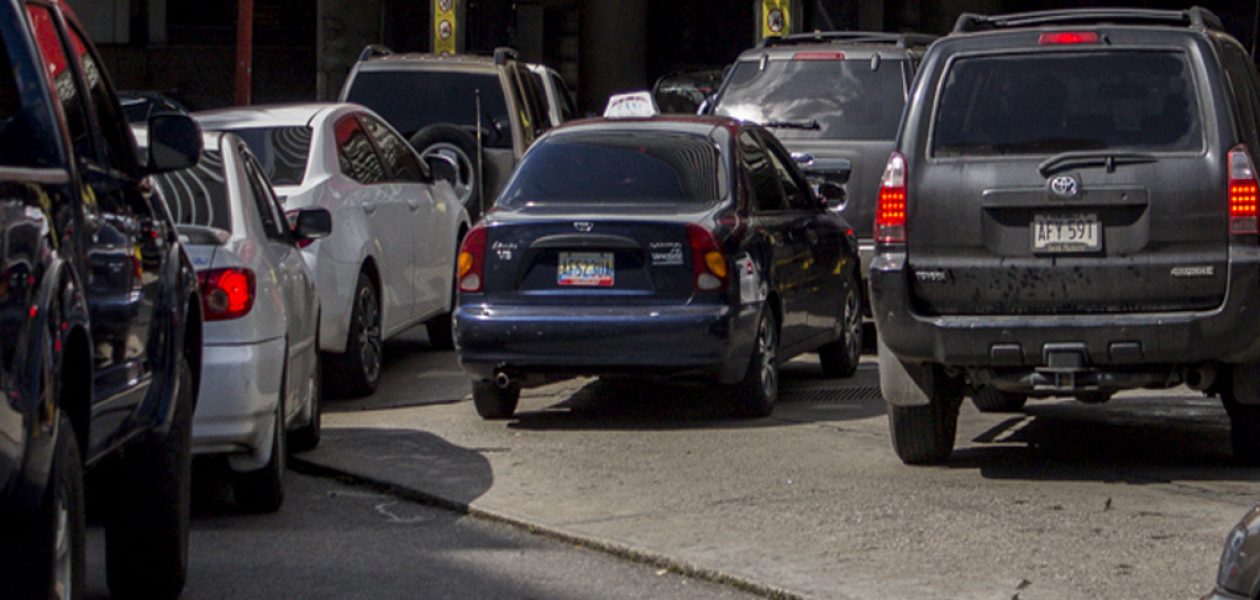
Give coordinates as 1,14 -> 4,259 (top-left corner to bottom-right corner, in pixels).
1218,525 -> 1249,593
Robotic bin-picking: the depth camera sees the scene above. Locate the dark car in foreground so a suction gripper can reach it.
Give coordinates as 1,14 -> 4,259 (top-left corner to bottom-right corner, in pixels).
1207,506 -> 1260,600
454,115 -> 863,419
870,7 -> 1260,464
0,1 -> 203,597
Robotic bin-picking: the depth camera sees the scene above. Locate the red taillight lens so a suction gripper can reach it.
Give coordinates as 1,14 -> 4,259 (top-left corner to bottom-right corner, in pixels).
458,225 -> 488,293
793,51 -> 845,61
876,152 -> 907,244
687,224 -> 727,292
1229,144 -> 1259,235
199,268 -> 255,321
1038,31 -> 1099,45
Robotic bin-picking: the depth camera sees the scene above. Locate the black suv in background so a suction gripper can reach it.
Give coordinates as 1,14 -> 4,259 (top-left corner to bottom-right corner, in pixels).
707,31 -> 933,288
871,7 -> 1260,464
340,46 -> 552,221
0,1 -> 203,596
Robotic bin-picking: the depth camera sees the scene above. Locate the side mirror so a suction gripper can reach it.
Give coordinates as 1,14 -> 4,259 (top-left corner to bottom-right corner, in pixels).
291,207 -> 332,241
147,112 -> 202,174
817,182 -> 846,209
425,153 -> 460,185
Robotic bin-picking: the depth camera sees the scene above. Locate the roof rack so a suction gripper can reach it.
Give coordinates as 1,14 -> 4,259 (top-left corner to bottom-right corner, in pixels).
358,44 -> 393,62
493,47 -> 519,65
758,31 -> 936,49
953,7 -> 1223,34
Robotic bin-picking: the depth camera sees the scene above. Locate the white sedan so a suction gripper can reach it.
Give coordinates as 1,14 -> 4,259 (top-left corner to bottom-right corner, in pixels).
145,130 -> 330,513
196,104 -> 472,397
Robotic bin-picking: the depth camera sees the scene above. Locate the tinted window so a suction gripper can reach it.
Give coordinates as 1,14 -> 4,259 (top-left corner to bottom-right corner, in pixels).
346,70 -> 511,148
499,133 -> 722,207
242,153 -> 286,239
334,115 -> 387,185
65,24 -> 134,174
550,72 -> 576,122
934,52 -> 1203,157
739,131 -> 784,212
152,150 -> 231,231
27,5 -> 93,162
360,113 -> 425,182
0,31 -> 53,168
762,135 -> 809,210
715,59 -> 906,141
227,126 -> 312,186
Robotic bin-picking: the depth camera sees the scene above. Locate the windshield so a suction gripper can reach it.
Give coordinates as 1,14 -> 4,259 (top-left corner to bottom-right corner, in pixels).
345,70 -> 512,149
225,126 -> 312,186
152,150 -> 232,232
933,52 -> 1203,157
714,58 -> 906,141
498,133 -> 723,208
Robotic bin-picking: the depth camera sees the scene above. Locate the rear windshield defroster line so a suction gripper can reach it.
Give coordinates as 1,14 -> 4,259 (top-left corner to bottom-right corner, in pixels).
932,51 -> 1203,157
498,133 -> 723,208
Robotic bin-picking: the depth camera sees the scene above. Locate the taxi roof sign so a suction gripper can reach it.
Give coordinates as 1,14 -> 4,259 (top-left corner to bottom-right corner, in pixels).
603,91 -> 659,119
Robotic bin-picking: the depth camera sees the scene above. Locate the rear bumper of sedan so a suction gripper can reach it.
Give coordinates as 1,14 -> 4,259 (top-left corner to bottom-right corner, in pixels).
454,302 -> 761,385
193,337 -> 285,458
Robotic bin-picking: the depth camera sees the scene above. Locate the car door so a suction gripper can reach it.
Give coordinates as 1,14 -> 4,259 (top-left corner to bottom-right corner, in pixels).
332,113 -> 411,334
30,7 -> 166,451
762,131 -> 844,343
738,129 -> 812,351
359,113 -> 445,321
241,148 -> 315,422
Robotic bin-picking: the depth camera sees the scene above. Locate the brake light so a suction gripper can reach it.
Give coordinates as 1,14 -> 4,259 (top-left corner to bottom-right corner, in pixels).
876,152 -> 907,244
1038,32 -> 1099,45
458,225 -> 488,293
199,268 -> 255,321
1229,144 -> 1259,235
687,224 -> 727,292
793,51 -> 845,61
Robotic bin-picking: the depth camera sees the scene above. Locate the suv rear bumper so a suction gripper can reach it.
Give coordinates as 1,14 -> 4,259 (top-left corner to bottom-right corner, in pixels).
454,302 -> 760,384
870,247 -> 1260,367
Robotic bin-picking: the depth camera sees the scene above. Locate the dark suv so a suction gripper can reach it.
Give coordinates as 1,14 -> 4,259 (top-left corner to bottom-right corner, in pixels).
872,7 -> 1260,465
708,31 -> 933,288
0,1 -> 203,596
340,46 -> 552,221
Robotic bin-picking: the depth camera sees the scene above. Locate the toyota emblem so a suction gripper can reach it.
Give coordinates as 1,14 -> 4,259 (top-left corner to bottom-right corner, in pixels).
1049,175 -> 1081,199
574,221 -> 594,232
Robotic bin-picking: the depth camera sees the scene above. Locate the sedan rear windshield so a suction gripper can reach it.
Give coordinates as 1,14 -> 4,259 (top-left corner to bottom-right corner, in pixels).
153,150 -> 232,232
228,126 -> 312,186
345,70 -> 511,148
933,51 -> 1202,157
714,58 -> 906,141
498,133 -> 723,208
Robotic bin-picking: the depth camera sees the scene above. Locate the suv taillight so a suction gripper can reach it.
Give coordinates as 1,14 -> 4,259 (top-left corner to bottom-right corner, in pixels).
1229,145 -> 1259,236
876,152 -> 908,244
199,268 -> 255,321
458,225 -> 488,293
688,224 -> 727,292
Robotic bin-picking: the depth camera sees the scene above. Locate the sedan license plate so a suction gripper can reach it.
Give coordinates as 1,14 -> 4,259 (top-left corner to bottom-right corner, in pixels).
1032,213 -> 1101,253
557,252 -> 614,287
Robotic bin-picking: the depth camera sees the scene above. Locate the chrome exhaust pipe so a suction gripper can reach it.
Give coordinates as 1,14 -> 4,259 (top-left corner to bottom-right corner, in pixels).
1186,364 -> 1216,391
494,371 -> 513,389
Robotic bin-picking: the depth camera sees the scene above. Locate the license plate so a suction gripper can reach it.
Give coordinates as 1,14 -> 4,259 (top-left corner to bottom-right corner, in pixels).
557,252 -> 614,287
1032,213 -> 1101,253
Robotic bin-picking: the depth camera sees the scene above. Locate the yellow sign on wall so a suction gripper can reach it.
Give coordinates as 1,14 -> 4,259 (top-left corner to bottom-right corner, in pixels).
433,0 -> 458,55
761,0 -> 791,39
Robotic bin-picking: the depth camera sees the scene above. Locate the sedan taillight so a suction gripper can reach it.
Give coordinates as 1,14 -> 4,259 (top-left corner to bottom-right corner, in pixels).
688,224 -> 727,292
458,225 -> 488,293
200,268 -> 255,321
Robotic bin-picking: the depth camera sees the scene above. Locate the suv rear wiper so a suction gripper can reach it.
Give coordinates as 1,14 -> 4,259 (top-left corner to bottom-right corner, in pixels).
1038,150 -> 1158,177
763,119 -> 820,131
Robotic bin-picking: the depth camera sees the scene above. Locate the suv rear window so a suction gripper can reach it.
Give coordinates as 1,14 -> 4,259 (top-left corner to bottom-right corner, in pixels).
153,150 -> 232,232
933,52 -> 1202,156
714,59 -> 906,141
226,127 -> 312,186
345,70 -> 512,148
498,133 -> 723,207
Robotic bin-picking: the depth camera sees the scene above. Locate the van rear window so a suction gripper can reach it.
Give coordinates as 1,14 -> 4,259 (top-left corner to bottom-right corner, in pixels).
933,52 -> 1202,156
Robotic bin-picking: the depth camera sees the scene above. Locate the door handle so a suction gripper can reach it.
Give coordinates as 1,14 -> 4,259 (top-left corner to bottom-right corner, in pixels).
362,201 -> 377,215
407,199 -> 421,212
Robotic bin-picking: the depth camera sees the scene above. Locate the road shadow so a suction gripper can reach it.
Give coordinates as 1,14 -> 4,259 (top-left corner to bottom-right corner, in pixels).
326,326 -> 471,412
951,394 -> 1260,484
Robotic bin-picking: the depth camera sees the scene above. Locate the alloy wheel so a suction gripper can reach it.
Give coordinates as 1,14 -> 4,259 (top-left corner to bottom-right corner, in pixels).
759,317 -> 778,399
53,489 -> 71,600
357,285 -> 382,385
843,288 -> 862,363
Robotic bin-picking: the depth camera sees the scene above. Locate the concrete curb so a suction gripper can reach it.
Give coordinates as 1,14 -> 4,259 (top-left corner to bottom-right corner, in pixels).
290,456 -> 807,600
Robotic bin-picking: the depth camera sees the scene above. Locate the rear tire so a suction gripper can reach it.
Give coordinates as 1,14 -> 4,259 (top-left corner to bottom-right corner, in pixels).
879,335 -> 962,465
472,380 -> 520,420
289,348 -> 322,454
233,357 -> 287,514
16,414 -> 85,600
732,310 -> 779,418
971,386 -> 1027,413
328,272 -> 382,398
818,274 -> 862,379
105,354 -> 192,600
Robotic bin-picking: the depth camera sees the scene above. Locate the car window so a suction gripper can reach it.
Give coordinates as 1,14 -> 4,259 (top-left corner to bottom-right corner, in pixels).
525,71 -> 551,135
359,113 -> 426,183
1220,41 -> 1260,147
498,132 -> 723,208
760,132 -> 810,211
225,126 -> 312,186
345,70 -> 512,149
27,5 -> 93,162
151,149 -> 232,232
739,131 -> 785,212
933,51 -> 1203,157
715,58 -> 906,141
0,26 -> 56,168
550,72 -> 577,122
242,152 -> 287,240
64,23 -> 134,175
334,115 -> 387,185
